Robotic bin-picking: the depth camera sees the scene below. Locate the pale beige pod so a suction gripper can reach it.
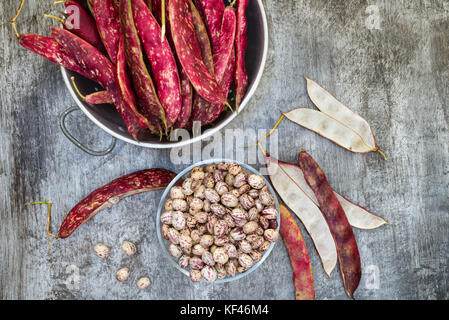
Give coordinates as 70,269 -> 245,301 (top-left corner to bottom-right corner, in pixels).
276,160 -> 388,230
305,77 -> 378,150
284,108 -> 374,153
265,154 -> 337,277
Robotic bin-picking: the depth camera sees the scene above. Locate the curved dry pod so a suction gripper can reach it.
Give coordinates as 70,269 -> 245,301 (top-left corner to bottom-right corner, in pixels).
284,108 -> 376,154
276,160 -> 388,230
265,154 -> 337,277
305,77 -> 378,151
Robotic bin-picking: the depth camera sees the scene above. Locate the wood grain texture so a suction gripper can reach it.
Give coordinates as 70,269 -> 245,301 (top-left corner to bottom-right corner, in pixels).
1,0 -> 448,299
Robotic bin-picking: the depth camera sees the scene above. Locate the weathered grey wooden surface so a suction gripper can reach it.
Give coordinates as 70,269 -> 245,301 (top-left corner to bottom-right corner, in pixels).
1,0 -> 448,300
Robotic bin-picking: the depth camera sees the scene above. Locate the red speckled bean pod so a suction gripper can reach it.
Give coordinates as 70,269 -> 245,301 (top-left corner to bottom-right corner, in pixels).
51,27 -> 145,140
151,0 -> 193,129
131,0 -> 182,128
174,69 -> 193,128
64,1 -> 104,50
190,0 -> 214,74
117,35 -> 160,133
92,0 -> 120,64
58,168 -> 177,238
194,0 -> 225,51
234,0 -> 249,109
192,7 -> 236,126
279,204 -> 315,300
298,150 -> 361,299
120,0 -> 167,129
169,0 -> 227,105
18,34 -> 92,80
85,90 -> 113,104
213,6 -> 236,84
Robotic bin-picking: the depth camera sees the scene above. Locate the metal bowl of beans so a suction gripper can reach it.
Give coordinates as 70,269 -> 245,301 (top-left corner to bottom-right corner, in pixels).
156,159 -> 281,283
60,0 -> 268,152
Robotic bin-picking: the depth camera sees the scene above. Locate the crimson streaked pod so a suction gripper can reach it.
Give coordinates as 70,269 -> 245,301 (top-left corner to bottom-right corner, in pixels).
92,0 -> 121,64
18,34 -> 92,80
131,0 -> 182,127
151,0 -> 193,129
84,91 -> 113,105
279,204 -> 315,300
234,0 -> 249,109
168,0 -> 227,104
298,150 -> 361,299
57,169 -> 177,238
119,0 -> 167,129
50,27 -> 145,139
193,0 -> 225,51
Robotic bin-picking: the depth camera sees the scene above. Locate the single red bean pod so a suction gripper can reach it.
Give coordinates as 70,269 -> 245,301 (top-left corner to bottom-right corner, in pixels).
190,0 -> 214,74
234,0 -> 249,109
63,0 -> 104,50
193,47 -> 235,126
117,35 -> 160,133
279,204 -> 315,300
151,0 -> 193,129
58,168 -> 177,238
18,34 -> 92,80
51,27 -> 145,140
168,0 -> 227,105
85,90 -> 113,104
131,0 -> 182,128
213,6 -> 236,84
120,0 -> 167,129
193,41 -> 235,126
298,150 -> 362,299
193,0 -> 225,51
174,69 -> 193,128
92,0 -> 121,64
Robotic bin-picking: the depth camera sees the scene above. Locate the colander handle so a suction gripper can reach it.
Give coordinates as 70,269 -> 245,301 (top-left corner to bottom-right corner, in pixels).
59,106 -> 117,156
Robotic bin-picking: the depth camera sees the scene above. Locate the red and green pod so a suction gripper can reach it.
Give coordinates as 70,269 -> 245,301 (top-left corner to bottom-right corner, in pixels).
298,150 -> 362,299
58,169 -> 177,238
119,0 -> 167,129
279,204 -> 315,300
92,0 -> 121,64
234,0 -> 249,109
51,27 -> 145,140
131,0 -> 182,128
190,0 -> 214,74
193,0 -> 225,51
168,0 -> 227,105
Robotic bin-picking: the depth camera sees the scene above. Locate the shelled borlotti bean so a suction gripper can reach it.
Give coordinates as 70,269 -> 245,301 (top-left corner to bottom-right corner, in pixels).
161,162 -> 280,282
